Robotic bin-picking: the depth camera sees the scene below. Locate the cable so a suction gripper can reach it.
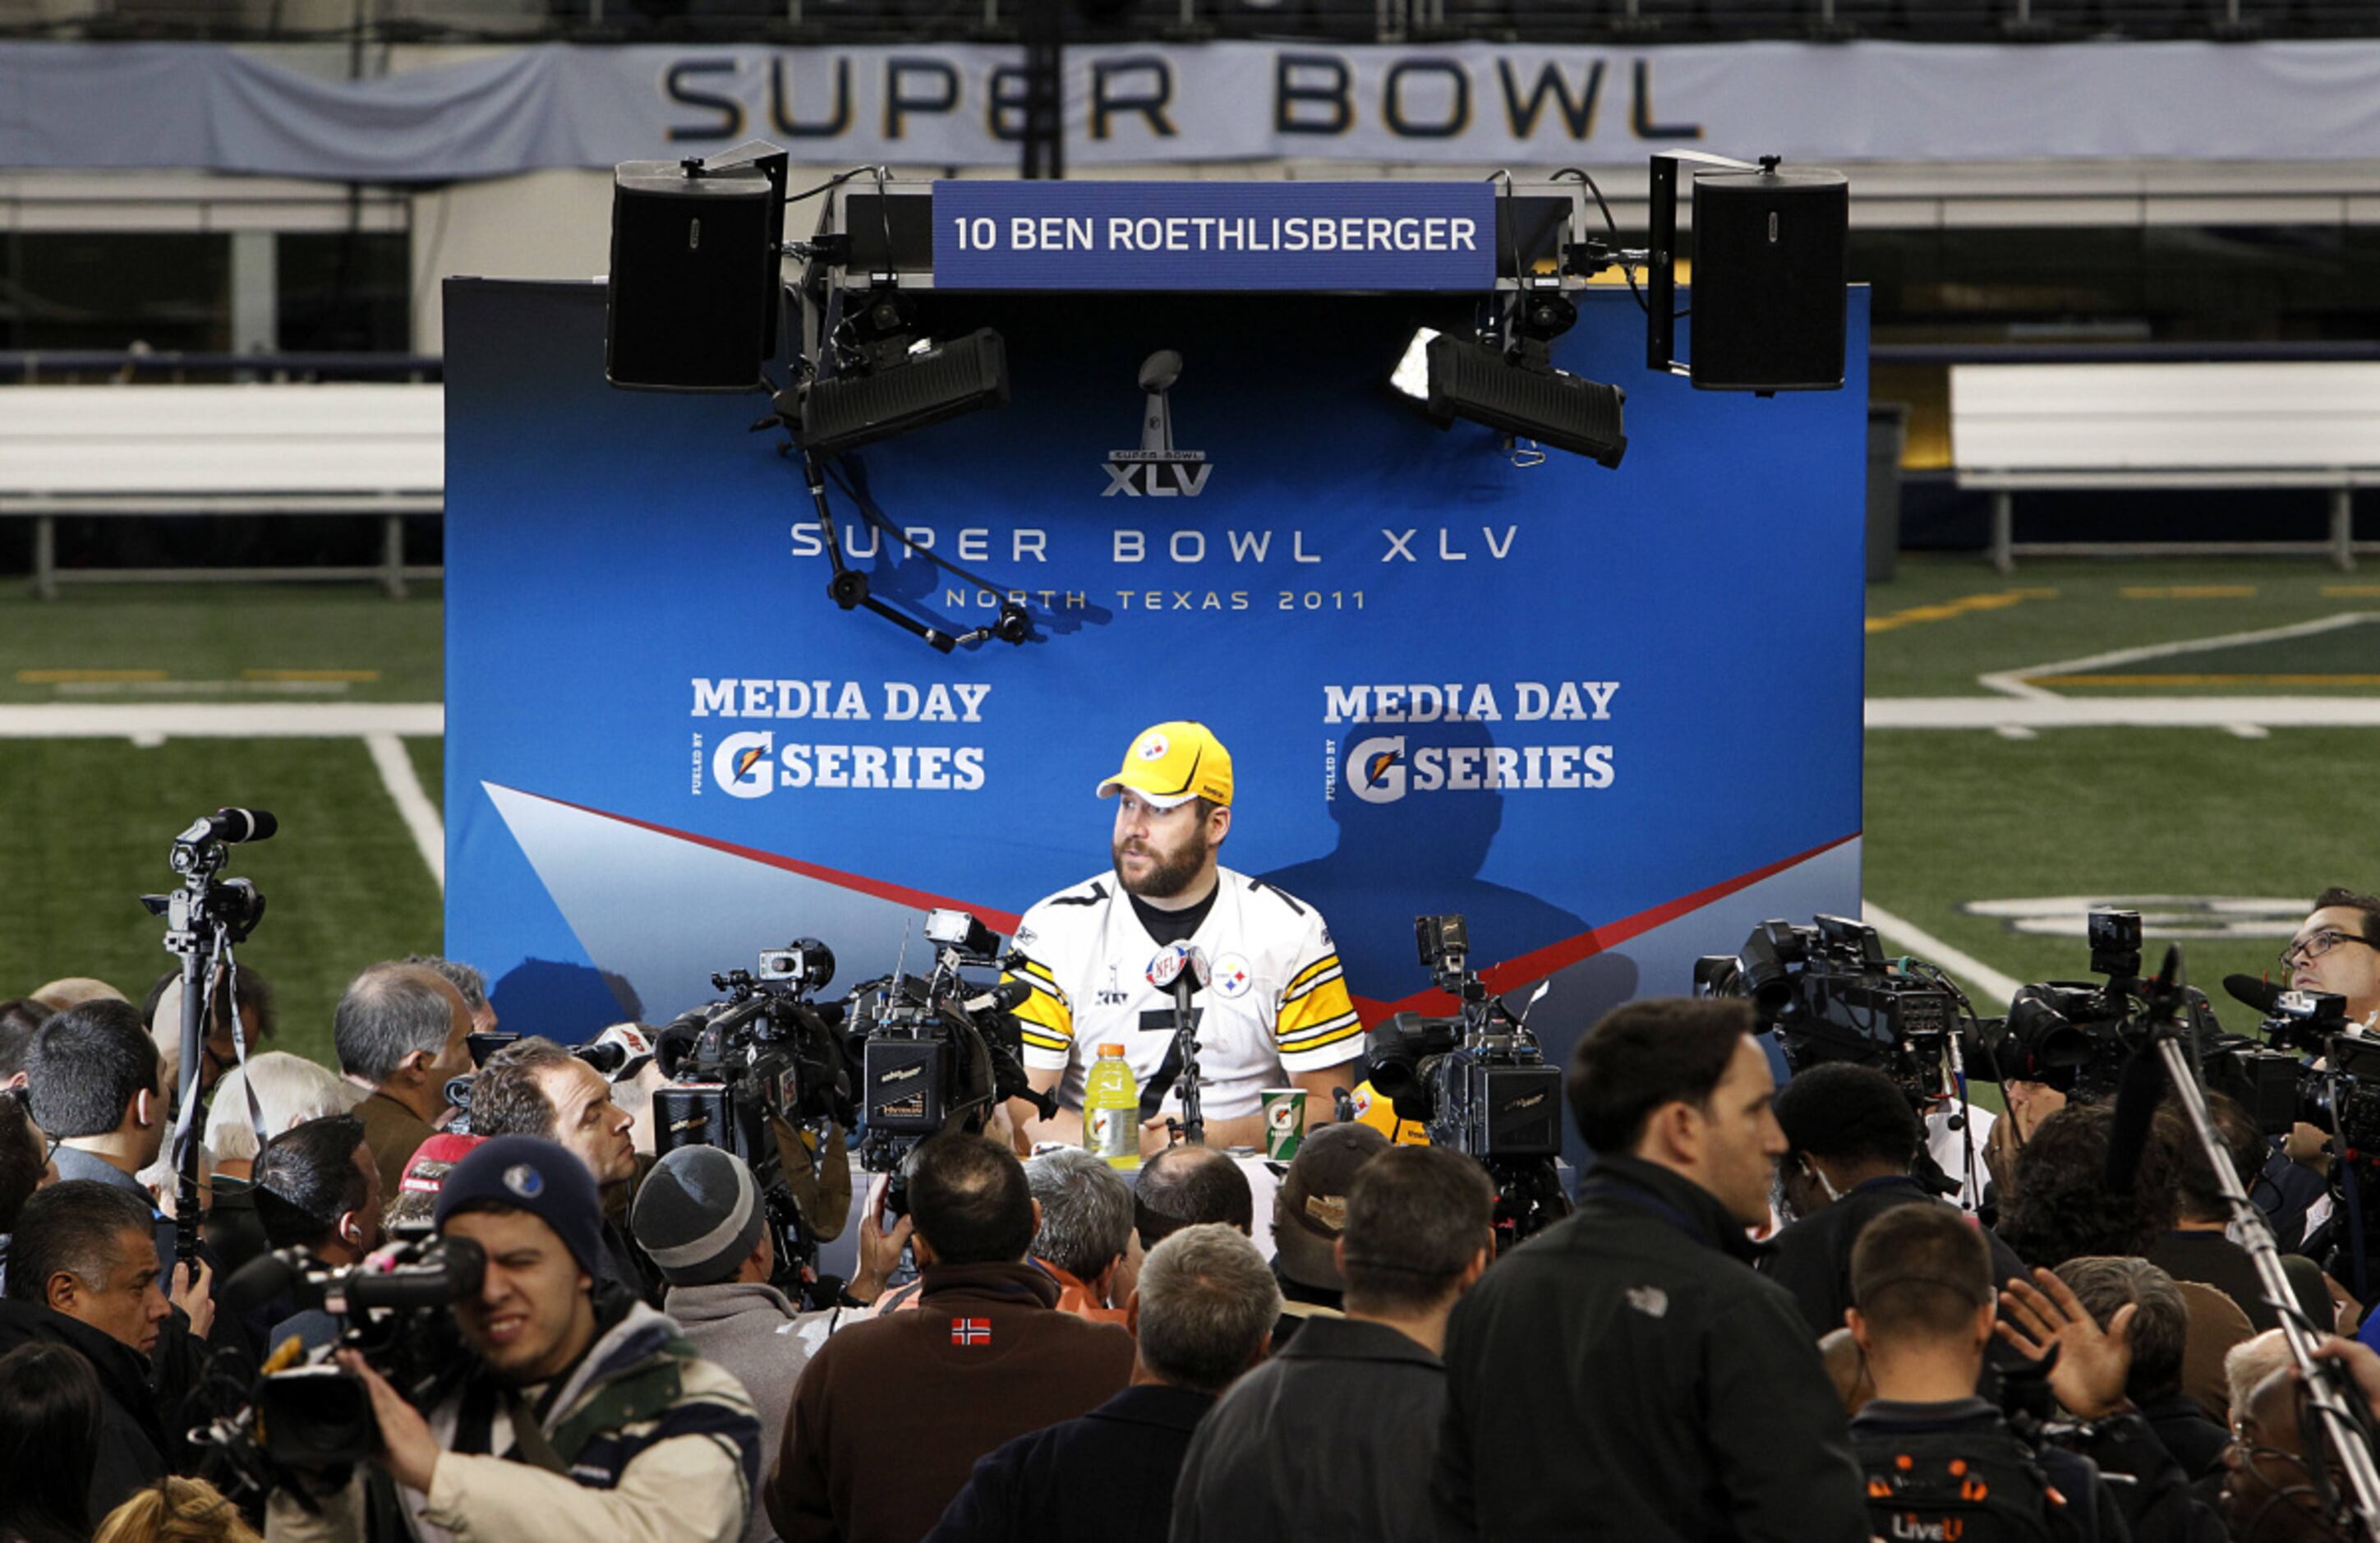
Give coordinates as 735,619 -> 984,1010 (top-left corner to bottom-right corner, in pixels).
1549,167 -> 1649,315
785,166 -> 886,206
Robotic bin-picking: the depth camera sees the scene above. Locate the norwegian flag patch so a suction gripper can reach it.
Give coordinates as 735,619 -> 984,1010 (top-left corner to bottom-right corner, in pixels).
951,1317 -> 992,1346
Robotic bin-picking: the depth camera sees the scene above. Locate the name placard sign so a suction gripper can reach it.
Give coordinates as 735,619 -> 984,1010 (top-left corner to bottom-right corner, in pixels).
930,181 -> 1498,291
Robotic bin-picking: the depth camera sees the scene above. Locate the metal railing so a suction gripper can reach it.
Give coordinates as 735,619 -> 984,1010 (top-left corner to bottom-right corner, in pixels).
2,0 -> 2373,44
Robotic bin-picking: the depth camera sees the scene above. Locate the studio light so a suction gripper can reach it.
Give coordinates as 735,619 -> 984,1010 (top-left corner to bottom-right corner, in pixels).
1412,285 -> 1627,469
794,328 -> 1010,458
785,283 -> 1010,458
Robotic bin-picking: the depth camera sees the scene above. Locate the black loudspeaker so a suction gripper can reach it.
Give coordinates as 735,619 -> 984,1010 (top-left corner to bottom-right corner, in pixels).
607,158 -> 780,392
1687,168 -> 1848,392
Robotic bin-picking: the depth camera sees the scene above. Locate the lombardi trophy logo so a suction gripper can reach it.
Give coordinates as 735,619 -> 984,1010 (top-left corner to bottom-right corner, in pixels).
1103,350 -> 1211,498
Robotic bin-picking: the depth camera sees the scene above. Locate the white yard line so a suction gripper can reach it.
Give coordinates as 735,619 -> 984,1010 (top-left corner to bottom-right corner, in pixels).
1869,697 -> 2380,729
0,703 -> 442,737
366,731 -> 445,891
1863,900 -> 2024,1011
1976,611 -> 2379,698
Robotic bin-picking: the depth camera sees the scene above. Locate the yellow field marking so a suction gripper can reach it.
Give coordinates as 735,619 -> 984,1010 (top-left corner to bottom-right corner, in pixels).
16,668 -> 167,683
241,669 -> 381,682
2118,585 -> 2258,599
2029,673 -> 2380,687
1867,587 -> 2057,634
2322,585 -> 2380,596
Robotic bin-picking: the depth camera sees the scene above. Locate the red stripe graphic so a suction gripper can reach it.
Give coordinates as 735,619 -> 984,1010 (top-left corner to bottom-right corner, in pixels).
494,785 -> 1024,933
1347,831 -> 1861,1022
498,785 -> 1850,1020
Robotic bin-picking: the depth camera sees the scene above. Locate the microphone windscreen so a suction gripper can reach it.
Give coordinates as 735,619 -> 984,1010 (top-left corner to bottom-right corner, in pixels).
1146,946 -> 1187,990
2102,1045 -> 2171,1195
2226,974 -> 2285,1015
1184,945 -> 1212,987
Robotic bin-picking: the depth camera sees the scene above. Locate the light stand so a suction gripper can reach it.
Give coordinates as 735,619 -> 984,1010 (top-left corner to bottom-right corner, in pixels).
140,808 -> 274,1271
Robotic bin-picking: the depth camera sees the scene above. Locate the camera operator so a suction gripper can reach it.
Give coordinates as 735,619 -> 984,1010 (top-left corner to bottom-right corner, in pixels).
246,1115 -> 383,1354
0,1181 -> 172,1518
1434,998 -> 1871,1542
929,1223 -> 1279,1543
464,1037 -> 658,1306
1003,722 -> 1362,1156
1844,1204 -> 2128,1542
630,1145 -> 844,1543
264,1135 -> 762,1543
1762,1062 -> 2030,1341
764,1133 -> 1135,1543
2287,889 -> 2380,1031
334,965 -> 476,1203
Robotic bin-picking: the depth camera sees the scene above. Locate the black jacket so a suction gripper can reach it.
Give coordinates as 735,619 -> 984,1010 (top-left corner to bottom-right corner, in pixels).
0,1298 -> 168,1519
1761,1175 -> 2035,1338
1434,1154 -> 1871,1543
926,1383 -> 1213,1543
1174,1316 -> 1445,1543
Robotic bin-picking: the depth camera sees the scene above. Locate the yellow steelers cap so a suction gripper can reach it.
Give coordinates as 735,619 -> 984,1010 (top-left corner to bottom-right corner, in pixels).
1096,721 -> 1233,809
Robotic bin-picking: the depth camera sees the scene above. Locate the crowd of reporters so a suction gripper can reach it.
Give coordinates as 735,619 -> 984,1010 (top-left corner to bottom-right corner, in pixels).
7,891 -> 2380,1541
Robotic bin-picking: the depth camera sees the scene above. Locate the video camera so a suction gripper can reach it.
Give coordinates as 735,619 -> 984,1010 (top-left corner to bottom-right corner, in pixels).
1696,914 -> 1963,1108
843,908 -> 1056,1213
650,938 -> 858,1286
1365,914 -> 1568,1249
198,1232 -> 485,1491
1968,910 -> 2300,1135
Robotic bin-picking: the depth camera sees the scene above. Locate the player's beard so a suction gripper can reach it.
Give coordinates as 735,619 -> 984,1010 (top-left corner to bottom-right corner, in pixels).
1112,823 -> 1212,900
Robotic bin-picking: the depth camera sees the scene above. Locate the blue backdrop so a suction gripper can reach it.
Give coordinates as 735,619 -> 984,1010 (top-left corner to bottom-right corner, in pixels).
444,275 -> 1868,1164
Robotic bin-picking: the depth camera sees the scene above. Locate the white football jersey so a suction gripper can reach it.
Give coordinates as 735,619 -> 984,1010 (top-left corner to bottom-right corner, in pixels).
1004,866 -> 1363,1121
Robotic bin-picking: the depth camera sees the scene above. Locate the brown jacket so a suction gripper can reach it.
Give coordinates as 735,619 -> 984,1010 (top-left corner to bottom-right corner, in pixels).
357,1089 -> 437,1201
765,1260 -> 1135,1543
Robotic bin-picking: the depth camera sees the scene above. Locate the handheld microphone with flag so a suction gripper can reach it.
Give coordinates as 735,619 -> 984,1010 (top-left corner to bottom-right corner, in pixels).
1148,944 -> 1213,1145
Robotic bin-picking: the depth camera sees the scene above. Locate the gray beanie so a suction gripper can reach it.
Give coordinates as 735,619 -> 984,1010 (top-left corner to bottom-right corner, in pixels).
630,1145 -> 766,1286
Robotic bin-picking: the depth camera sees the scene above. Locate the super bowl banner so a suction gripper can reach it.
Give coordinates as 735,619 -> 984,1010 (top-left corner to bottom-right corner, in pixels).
9,39 -> 2380,180
442,270 -> 1867,1168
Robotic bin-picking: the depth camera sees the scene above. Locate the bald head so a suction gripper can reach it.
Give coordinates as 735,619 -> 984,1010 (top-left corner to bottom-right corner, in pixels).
334,964 -> 472,1104
1135,1143 -> 1254,1249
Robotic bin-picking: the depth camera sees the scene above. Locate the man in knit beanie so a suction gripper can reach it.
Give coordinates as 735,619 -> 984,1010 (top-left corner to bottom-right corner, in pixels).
266,1135 -> 762,1543
633,1146 -> 842,1543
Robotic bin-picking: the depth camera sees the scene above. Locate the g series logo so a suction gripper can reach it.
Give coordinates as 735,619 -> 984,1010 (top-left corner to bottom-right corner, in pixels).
1347,734 -> 1614,804
711,730 -> 986,798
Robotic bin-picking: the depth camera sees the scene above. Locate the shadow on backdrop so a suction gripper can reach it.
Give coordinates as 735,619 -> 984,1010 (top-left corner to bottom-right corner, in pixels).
1259,714 -> 1637,1034
490,958 -> 645,1046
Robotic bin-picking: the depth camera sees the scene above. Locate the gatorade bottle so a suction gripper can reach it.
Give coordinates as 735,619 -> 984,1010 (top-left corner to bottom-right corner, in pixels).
1083,1043 -> 1141,1171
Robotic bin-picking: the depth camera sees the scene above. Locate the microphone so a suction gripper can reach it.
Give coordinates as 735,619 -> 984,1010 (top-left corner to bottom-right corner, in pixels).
575,1023 -> 656,1080
1147,944 -> 1210,996
2226,974 -> 2286,1016
961,980 -> 1033,1017
178,807 -> 278,845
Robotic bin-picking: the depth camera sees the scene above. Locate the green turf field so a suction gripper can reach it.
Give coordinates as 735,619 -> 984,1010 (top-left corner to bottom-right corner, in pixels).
3,556 -> 2375,1071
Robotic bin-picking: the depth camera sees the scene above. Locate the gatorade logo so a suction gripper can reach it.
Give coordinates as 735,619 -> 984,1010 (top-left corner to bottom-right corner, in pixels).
1350,735 -> 1408,804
